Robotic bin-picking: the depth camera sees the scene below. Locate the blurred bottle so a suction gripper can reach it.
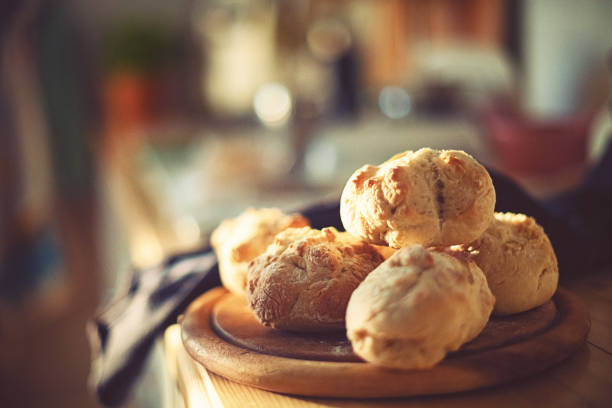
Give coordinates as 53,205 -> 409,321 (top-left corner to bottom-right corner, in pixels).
192,0 -> 279,118
0,2 -> 100,406
1,0 -> 68,329
305,13 -> 359,119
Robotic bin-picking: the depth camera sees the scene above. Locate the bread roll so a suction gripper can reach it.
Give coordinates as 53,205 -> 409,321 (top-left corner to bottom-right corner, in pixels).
247,227 -> 388,332
340,148 -> 495,248
346,245 -> 495,369
211,208 -> 309,295
468,212 -> 558,315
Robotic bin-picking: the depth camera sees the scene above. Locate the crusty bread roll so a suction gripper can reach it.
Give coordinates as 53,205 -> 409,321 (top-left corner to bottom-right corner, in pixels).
340,148 -> 495,248
247,226 -> 389,332
211,208 -> 309,296
346,245 -> 495,369
468,212 -> 558,315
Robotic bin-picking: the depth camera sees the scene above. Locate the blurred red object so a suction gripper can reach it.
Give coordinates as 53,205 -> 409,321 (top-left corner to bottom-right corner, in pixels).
483,103 -> 594,175
103,71 -> 161,135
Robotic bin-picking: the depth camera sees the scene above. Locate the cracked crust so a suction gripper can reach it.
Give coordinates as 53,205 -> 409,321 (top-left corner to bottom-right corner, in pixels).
246,227 -> 391,332
211,208 -> 310,295
467,212 -> 559,315
346,245 -> 495,369
340,148 -> 495,248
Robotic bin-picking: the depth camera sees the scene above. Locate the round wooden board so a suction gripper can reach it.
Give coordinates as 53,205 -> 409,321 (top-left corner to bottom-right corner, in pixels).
181,287 -> 590,398
211,293 -> 558,362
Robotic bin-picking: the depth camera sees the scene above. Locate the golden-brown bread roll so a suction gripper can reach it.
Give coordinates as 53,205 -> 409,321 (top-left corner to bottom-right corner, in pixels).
468,212 -> 558,315
340,148 -> 496,248
246,226 -> 389,332
346,245 -> 495,369
211,208 -> 309,295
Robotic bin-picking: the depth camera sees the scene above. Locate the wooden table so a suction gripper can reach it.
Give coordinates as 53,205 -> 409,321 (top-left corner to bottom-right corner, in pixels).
164,268 -> 612,408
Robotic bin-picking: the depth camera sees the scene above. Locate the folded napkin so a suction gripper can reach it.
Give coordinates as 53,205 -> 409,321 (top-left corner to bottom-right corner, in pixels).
88,146 -> 612,406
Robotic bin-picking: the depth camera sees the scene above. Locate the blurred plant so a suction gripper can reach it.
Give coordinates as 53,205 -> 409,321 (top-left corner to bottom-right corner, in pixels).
102,18 -> 177,75
101,18 -> 180,140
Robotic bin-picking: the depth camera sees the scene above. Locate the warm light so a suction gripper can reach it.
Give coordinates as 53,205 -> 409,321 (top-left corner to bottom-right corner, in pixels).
131,229 -> 163,267
174,215 -> 201,246
253,83 -> 292,127
378,86 -> 411,119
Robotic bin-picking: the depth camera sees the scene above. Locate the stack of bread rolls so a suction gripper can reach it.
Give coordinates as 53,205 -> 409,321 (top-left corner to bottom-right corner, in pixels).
211,148 -> 559,370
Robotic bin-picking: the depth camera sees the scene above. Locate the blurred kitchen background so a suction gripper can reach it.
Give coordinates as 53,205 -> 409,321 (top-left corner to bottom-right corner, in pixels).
1,0 -> 611,407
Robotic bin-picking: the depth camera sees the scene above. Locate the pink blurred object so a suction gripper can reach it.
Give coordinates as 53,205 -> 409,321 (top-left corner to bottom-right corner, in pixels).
484,103 -> 594,175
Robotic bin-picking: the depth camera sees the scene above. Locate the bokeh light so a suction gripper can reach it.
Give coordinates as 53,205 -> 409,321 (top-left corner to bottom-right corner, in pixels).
378,86 -> 411,119
253,82 -> 292,127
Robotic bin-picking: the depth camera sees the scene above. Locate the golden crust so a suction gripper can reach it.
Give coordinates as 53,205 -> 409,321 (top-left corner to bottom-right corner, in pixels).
246,227 -> 387,332
346,245 -> 495,369
467,212 -> 559,315
210,208 -> 309,296
340,148 -> 495,248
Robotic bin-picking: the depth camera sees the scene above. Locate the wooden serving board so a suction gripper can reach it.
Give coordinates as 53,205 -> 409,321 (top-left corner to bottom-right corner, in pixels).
180,287 -> 590,398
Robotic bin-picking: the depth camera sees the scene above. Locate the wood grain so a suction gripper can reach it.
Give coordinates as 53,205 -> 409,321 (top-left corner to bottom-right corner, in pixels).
211,292 -> 557,362
180,287 -> 589,399
167,330 -> 611,408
